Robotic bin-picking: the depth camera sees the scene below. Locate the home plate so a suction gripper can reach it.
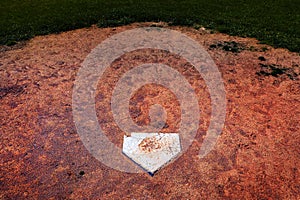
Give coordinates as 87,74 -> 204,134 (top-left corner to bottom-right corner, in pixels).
122,133 -> 181,175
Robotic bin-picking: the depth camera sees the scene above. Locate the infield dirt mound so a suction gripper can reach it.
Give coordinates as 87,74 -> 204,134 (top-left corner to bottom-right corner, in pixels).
0,22 -> 299,199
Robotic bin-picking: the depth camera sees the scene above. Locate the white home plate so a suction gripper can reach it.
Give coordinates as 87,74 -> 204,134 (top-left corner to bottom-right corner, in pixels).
122,133 -> 181,175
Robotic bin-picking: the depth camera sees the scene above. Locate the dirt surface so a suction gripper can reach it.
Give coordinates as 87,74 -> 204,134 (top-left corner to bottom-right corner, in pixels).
1,22 -> 300,199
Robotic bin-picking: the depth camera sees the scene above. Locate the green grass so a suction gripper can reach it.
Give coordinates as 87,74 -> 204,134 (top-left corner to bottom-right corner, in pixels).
1,0 -> 299,52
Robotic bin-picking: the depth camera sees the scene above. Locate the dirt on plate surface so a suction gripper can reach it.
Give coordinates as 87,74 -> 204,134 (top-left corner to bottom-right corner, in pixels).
0,22 -> 299,199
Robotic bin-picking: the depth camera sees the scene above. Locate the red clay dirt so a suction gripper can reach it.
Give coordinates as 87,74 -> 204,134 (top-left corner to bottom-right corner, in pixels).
0,22 -> 299,199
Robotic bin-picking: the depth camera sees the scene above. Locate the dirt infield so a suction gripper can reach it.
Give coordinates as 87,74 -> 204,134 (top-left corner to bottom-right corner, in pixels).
1,23 -> 299,199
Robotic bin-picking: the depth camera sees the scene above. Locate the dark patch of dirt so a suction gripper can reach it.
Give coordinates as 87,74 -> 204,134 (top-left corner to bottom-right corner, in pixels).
209,41 -> 245,53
